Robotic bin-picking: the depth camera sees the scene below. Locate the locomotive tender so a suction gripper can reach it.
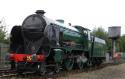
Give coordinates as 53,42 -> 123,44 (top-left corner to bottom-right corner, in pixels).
8,10 -> 106,73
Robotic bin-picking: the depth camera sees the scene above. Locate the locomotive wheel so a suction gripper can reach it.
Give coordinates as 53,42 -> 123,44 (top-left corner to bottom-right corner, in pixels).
10,61 -> 16,70
76,53 -> 87,69
76,56 -> 84,69
87,60 -> 93,67
77,61 -> 84,69
55,63 -> 60,73
37,63 -> 46,75
96,59 -> 102,66
65,56 -> 74,71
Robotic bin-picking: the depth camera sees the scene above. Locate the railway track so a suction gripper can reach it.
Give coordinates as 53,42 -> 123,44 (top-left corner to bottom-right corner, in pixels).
0,60 -> 124,79
0,69 -> 17,79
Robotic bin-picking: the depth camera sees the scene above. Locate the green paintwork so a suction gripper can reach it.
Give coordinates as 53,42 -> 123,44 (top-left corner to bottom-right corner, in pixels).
59,25 -> 88,52
54,49 -> 62,63
57,24 -> 106,58
88,37 -> 106,58
91,41 -> 106,57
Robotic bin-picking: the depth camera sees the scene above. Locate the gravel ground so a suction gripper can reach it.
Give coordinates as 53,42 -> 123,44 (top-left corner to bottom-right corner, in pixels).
58,63 -> 125,79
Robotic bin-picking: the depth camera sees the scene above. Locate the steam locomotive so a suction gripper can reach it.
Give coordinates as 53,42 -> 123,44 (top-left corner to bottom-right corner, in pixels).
8,10 -> 106,74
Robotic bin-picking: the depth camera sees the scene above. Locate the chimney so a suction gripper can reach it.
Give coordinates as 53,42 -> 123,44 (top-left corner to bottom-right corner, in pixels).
35,10 -> 45,15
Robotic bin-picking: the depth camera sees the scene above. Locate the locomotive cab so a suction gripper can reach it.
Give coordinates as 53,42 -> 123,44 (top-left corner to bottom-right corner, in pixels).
74,25 -> 90,51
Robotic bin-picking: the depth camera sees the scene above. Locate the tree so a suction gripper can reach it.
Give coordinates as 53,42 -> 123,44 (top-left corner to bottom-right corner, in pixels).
0,19 -> 9,44
118,35 -> 125,52
91,27 -> 112,52
92,27 -> 107,39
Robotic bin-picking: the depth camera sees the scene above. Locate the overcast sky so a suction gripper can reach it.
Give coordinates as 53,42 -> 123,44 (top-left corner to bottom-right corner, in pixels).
0,0 -> 125,35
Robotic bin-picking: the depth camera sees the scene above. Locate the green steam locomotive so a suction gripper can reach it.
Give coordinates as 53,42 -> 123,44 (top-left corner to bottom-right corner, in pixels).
8,10 -> 106,74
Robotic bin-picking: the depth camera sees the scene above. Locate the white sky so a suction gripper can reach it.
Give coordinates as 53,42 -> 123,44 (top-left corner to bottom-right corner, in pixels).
0,0 -> 125,35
